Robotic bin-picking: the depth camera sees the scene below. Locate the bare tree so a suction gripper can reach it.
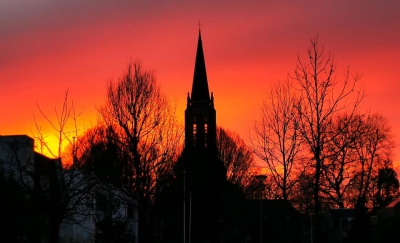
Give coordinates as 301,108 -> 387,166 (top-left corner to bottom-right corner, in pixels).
374,166 -> 399,209
293,36 -> 364,241
33,90 -> 98,243
251,79 -> 301,201
99,60 -> 182,242
316,111 -> 394,211
291,167 -> 315,215
346,113 -> 393,208
216,127 -> 254,188
73,125 -> 125,184
34,90 -> 83,160
319,112 -> 360,208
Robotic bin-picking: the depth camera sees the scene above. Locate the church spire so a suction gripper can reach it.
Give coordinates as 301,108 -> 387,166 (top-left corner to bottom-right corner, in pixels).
191,29 -> 210,101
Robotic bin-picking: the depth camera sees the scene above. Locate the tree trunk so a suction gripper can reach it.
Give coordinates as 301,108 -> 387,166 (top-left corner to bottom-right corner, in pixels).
49,220 -> 60,243
137,198 -> 150,243
314,155 -> 322,243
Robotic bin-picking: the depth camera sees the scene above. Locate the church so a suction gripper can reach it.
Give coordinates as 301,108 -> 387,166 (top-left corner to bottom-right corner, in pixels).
180,29 -> 228,242
153,28 -> 307,243
154,29 -> 247,243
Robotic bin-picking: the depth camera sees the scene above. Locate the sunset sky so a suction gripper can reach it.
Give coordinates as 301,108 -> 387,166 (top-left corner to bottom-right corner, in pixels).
1,0 -> 400,165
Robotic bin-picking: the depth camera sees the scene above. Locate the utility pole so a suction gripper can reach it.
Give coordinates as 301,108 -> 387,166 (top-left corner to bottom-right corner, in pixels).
255,174 -> 267,243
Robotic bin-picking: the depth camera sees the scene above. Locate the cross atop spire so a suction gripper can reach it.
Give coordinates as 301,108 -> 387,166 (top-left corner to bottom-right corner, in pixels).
190,28 -> 210,101
198,20 -> 202,33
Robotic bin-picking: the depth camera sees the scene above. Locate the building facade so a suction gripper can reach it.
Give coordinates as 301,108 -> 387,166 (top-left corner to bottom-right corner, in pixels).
0,135 -> 138,242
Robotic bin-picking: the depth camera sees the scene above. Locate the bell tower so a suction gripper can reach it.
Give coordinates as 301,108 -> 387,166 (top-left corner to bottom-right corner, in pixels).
180,29 -> 225,243
156,28 -> 246,243
184,30 -> 217,153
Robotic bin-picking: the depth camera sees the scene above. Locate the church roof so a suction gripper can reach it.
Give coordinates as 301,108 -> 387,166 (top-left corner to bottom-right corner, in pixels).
386,196 -> 400,208
191,31 -> 210,101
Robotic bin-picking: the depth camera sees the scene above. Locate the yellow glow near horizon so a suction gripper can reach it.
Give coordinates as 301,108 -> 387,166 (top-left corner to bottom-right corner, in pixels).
33,132 -> 76,160
34,134 -> 62,158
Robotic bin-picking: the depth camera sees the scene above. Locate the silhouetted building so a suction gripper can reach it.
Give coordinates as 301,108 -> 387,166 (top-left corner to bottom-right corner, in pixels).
155,29 -> 312,243
373,197 -> 400,242
59,182 -> 138,243
322,208 -> 356,243
0,135 -> 61,242
378,196 -> 400,220
246,199 -> 305,243
1,135 -> 138,242
180,29 -> 227,243
0,135 -> 36,186
155,30 -> 237,243
184,30 -> 217,152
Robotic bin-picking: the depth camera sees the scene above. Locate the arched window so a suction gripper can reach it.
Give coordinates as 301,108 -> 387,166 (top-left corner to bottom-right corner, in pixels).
204,124 -> 208,147
193,124 -> 197,145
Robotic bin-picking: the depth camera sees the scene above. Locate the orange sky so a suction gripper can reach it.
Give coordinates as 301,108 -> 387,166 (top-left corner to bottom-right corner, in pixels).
1,1 -> 400,165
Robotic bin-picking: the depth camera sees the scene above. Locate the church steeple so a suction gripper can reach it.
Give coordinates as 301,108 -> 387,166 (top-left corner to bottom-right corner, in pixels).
179,29 -> 225,243
191,31 -> 210,101
185,29 -> 216,150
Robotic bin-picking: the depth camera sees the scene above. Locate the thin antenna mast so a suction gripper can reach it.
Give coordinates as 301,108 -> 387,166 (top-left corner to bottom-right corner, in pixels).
189,190 -> 192,243
183,171 -> 186,243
